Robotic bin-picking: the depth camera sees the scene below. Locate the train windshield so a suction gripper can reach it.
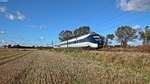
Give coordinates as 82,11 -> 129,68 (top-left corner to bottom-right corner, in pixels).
93,35 -> 101,41
93,36 -> 100,39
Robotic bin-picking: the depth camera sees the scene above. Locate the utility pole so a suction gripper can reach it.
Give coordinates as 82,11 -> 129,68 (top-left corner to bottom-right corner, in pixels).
67,32 -> 68,48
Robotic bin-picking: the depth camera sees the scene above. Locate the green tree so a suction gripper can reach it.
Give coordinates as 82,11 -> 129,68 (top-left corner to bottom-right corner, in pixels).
74,26 -> 90,37
106,34 -> 115,46
140,26 -> 150,45
115,26 -> 137,47
59,30 -> 74,41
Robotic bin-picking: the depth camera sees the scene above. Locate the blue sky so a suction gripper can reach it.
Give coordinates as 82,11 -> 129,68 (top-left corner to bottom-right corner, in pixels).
0,0 -> 150,46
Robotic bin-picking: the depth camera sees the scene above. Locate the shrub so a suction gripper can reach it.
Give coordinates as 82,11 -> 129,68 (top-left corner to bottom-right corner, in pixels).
137,45 -> 150,53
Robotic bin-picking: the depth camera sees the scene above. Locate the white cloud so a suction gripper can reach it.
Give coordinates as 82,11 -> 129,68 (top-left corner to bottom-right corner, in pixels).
0,40 -> 4,43
16,11 -> 26,21
128,40 -> 143,46
5,11 -> 26,21
132,25 -> 141,29
0,40 -> 17,46
0,6 -> 6,13
28,25 -> 48,29
0,31 -> 5,35
117,0 -> 150,12
40,36 -> 45,40
5,13 -> 16,21
0,6 -> 26,21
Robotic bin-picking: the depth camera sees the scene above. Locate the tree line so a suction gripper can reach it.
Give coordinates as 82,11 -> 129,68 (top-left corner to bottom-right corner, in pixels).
59,26 -> 91,41
59,25 -> 150,47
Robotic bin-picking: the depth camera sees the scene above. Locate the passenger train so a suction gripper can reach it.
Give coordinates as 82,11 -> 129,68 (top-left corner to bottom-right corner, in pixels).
55,32 -> 104,48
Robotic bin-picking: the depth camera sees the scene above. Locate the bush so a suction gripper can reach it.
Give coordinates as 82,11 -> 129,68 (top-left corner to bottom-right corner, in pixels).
50,48 -> 82,53
138,45 -> 150,53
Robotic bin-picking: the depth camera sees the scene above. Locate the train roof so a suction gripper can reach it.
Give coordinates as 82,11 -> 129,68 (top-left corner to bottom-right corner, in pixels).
58,33 -> 100,45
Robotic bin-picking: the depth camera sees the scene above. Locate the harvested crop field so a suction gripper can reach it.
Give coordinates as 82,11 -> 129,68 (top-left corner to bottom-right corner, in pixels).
0,48 -> 150,84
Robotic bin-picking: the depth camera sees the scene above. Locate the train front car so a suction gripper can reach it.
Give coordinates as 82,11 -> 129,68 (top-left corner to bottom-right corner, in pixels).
88,33 -> 104,48
56,33 -> 104,49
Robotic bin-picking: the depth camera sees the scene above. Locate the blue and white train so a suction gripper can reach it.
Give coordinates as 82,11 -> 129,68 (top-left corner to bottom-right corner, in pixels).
55,33 -> 104,48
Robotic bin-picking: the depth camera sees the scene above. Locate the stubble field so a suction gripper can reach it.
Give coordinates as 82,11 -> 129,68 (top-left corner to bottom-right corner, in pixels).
0,48 -> 150,84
